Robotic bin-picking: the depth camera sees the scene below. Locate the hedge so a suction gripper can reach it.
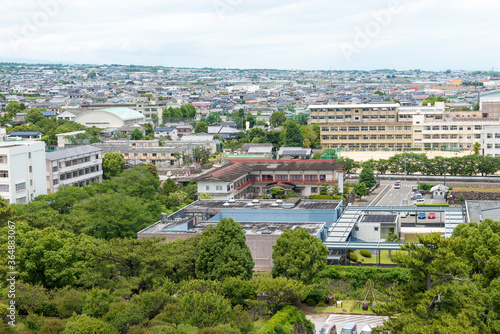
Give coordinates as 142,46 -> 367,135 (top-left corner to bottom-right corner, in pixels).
360,250 -> 372,258
349,252 -> 358,262
317,266 -> 411,288
256,306 -> 314,334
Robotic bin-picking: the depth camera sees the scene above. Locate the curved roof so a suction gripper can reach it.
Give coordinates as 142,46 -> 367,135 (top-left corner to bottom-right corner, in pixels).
81,107 -> 144,121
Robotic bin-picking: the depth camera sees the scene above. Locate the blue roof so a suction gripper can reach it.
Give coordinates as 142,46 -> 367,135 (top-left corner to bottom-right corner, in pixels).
9,131 -> 41,136
42,111 -> 57,116
154,127 -> 175,132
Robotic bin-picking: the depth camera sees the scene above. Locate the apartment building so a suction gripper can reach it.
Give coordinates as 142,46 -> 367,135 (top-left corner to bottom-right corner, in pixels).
0,141 -> 47,204
193,159 -> 345,200
309,103 -> 413,150
45,145 -> 103,193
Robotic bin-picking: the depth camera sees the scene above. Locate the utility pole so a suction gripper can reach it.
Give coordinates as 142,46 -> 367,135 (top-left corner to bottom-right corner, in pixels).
404,149 -> 407,181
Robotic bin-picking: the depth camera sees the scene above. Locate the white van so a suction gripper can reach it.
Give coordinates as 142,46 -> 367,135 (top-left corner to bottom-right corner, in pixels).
414,198 -> 426,205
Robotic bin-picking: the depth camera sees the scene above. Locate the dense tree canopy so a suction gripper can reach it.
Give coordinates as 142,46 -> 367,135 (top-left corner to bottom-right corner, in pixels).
195,218 -> 254,280
102,152 -> 125,179
272,228 -> 328,284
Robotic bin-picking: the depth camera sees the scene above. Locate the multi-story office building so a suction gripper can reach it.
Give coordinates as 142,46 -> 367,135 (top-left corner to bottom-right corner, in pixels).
45,145 -> 103,193
309,103 -> 413,150
0,141 -> 47,204
311,102 -> 500,151
481,126 -> 500,157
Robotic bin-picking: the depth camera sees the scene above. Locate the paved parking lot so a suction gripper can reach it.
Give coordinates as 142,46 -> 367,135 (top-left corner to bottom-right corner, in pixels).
307,313 -> 388,332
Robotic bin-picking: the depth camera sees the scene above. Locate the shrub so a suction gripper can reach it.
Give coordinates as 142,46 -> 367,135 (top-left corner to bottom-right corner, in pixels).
38,318 -> 65,334
360,250 -> 372,258
418,182 -> 435,191
349,252 -> 358,262
317,301 -> 326,307
309,195 -> 333,200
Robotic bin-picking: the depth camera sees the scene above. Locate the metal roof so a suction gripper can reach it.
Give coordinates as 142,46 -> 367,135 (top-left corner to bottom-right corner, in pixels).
46,145 -> 102,161
8,131 -> 41,136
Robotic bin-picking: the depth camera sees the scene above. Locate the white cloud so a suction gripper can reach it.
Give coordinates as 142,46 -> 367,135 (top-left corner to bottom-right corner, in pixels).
0,0 -> 498,70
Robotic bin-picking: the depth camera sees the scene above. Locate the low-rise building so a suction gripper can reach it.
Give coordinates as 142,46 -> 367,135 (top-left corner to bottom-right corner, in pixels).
45,145 -> 103,193
481,125 -> 500,157
154,127 -> 178,140
137,198 -> 343,269
8,131 -> 42,140
193,159 -> 345,200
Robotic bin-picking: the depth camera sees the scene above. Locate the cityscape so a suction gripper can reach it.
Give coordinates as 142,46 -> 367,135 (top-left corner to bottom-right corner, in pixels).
1,1 -> 500,333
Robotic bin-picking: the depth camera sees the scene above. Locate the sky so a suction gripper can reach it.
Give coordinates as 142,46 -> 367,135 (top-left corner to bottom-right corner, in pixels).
1,0 -> 499,71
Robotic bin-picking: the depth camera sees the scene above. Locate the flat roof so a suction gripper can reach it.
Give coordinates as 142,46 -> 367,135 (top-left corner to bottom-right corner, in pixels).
360,214 -> 398,223
466,200 -> 500,223
308,103 -> 399,109
46,145 -> 102,160
184,199 -> 341,211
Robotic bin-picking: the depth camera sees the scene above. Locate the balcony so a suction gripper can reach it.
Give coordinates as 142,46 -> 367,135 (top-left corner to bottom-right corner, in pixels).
236,178 -> 338,191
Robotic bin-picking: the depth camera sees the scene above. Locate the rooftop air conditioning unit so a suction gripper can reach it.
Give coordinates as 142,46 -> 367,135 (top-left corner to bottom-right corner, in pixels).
223,202 -> 230,206
276,200 -> 283,204
252,199 -> 260,203
247,203 -> 254,207
228,199 -> 236,203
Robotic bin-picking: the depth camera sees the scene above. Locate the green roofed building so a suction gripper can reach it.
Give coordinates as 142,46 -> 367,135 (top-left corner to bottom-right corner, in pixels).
74,107 -> 145,128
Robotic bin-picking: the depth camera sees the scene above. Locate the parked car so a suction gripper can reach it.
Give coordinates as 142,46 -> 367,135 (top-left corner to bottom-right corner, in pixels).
415,190 -> 425,196
428,212 -> 436,219
400,211 -> 408,218
418,212 -> 426,219
360,325 -> 374,334
320,323 -> 337,334
394,183 -> 401,189
410,194 -> 422,200
341,323 -> 357,334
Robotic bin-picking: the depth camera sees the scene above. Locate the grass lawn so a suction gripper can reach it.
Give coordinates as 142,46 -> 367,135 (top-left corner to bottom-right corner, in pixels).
404,234 -> 421,243
316,300 -> 379,314
351,249 -> 400,265
452,186 -> 500,193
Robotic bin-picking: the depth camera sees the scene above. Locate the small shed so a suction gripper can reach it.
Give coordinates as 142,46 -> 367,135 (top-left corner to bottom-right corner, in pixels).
430,184 -> 449,199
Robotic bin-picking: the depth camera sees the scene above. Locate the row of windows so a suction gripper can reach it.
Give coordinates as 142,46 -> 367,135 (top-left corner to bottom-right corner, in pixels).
312,115 -> 396,120
328,143 -> 408,149
486,133 -> 500,139
59,155 -> 100,169
321,126 -> 412,132
423,134 -> 479,139
486,144 -> 500,149
423,125 -> 481,131
322,135 -> 412,140
57,165 -> 100,182
311,108 -> 396,112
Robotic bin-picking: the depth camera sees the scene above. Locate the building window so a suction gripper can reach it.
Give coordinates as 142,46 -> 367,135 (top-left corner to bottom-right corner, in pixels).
0,185 -> 9,192
53,179 -> 59,185
216,185 -> 222,191
206,185 -> 209,191
311,187 -> 318,193
0,171 -> 8,178
0,156 -> 7,164
374,227 -> 379,231
28,152 -> 31,159
15,182 -> 26,191
16,197 -> 27,204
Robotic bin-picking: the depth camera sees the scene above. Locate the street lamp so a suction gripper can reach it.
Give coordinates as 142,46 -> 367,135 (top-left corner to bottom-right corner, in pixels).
443,161 -> 448,186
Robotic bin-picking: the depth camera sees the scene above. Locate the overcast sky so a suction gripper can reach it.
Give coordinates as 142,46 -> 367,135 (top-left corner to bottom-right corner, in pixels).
1,0 -> 499,71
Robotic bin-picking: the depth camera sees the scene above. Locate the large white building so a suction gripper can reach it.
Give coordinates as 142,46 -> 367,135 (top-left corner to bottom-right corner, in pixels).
481,126 -> 500,157
45,145 -> 103,193
74,107 -> 145,128
0,141 -> 47,204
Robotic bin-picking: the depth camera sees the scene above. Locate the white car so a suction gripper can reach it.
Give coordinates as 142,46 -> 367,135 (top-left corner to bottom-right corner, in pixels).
400,211 -> 408,218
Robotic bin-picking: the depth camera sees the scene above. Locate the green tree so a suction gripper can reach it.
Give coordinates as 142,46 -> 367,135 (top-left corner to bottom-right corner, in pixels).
283,120 -> 304,147
195,121 -> 209,133
359,165 -> 377,189
257,277 -> 309,315
195,218 -> 254,280
102,152 -> 125,179
354,182 -> 367,198
181,292 -> 233,329
63,314 -> 119,334
26,108 -> 45,125
246,111 -> 256,128
150,114 -> 159,126
336,157 -> 360,174
473,142 -> 481,156
271,228 -> 328,284
143,123 -> 153,136
87,71 -> 97,78
130,128 -> 144,140
82,288 -> 114,318
270,111 -> 287,128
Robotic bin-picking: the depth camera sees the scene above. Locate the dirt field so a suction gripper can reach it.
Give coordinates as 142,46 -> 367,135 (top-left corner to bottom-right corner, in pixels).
451,187 -> 500,192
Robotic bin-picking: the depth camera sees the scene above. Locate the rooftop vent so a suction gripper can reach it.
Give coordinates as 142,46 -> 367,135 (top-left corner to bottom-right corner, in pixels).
252,199 -> 260,203
228,199 -> 236,203
271,203 -> 279,207
261,229 -> 272,234
247,203 -> 254,207
223,202 -> 230,206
